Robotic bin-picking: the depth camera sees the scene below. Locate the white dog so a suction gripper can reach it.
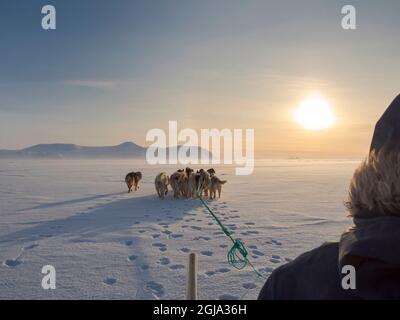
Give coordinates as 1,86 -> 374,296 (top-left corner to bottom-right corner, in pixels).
155,172 -> 169,200
209,176 -> 227,199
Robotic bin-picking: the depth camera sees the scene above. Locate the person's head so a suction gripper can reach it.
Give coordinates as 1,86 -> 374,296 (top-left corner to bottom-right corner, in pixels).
347,94 -> 400,218
345,148 -> 400,218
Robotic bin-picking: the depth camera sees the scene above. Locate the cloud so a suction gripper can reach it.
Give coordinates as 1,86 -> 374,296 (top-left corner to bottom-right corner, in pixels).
62,80 -> 117,89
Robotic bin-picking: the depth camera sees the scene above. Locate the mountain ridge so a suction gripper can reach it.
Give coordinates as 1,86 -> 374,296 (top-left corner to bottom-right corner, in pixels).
0,142 -> 211,159
0,142 -> 146,159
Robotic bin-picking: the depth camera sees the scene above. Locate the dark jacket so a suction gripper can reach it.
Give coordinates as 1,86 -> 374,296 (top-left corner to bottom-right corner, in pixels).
258,216 -> 400,300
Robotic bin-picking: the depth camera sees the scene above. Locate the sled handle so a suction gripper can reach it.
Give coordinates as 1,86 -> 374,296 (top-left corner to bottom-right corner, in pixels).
186,253 -> 198,300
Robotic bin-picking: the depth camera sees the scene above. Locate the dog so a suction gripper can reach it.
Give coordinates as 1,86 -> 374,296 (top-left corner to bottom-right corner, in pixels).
170,171 -> 187,199
125,171 -> 142,193
207,168 -> 216,177
209,176 -> 227,199
183,167 -> 194,198
194,169 -> 211,198
155,172 -> 169,200
187,171 -> 197,199
185,167 -> 194,176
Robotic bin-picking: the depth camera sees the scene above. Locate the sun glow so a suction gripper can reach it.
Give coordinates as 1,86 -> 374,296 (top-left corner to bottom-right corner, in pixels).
294,96 -> 335,130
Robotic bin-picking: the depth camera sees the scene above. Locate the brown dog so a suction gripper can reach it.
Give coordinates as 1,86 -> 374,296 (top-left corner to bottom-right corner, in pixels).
183,167 -> 194,198
170,171 -> 187,199
187,171 -> 197,199
207,168 -> 216,177
195,169 -> 211,198
185,167 -> 194,176
125,171 -> 142,193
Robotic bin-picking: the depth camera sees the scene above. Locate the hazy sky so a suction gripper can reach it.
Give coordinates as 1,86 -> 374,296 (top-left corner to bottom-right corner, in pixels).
1,0 -> 399,157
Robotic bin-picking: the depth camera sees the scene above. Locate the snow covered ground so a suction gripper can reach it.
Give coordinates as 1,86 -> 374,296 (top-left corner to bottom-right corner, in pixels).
0,159 -> 360,300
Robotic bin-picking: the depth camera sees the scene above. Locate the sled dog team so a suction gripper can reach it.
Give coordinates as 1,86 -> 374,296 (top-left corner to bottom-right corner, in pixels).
125,168 -> 227,200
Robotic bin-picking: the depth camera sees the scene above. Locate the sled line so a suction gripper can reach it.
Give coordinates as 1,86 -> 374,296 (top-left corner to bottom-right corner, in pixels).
196,192 -> 266,280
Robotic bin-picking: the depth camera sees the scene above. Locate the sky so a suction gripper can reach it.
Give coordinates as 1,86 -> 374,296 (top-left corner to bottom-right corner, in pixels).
0,0 -> 399,157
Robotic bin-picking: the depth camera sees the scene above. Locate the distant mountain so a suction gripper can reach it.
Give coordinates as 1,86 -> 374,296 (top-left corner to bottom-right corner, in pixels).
0,142 -> 146,159
0,142 -> 212,160
149,145 -> 212,160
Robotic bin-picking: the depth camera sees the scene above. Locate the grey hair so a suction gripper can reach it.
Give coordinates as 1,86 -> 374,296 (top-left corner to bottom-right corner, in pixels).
345,149 -> 400,217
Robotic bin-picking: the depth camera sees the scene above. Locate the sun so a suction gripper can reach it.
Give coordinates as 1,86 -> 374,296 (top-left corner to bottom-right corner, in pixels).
294,96 -> 335,130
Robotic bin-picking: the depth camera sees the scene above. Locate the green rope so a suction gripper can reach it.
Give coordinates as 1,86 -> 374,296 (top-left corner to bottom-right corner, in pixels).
196,193 -> 266,279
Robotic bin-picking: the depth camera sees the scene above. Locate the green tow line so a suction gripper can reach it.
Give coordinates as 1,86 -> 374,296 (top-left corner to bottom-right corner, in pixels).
197,193 -> 265,279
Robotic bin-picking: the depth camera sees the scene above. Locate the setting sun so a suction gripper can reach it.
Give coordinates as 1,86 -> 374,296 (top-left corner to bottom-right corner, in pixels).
294,96 -> 335,130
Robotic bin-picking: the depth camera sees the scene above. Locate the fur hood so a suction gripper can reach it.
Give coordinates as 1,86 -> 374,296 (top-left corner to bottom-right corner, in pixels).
346,94 -> 400,217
